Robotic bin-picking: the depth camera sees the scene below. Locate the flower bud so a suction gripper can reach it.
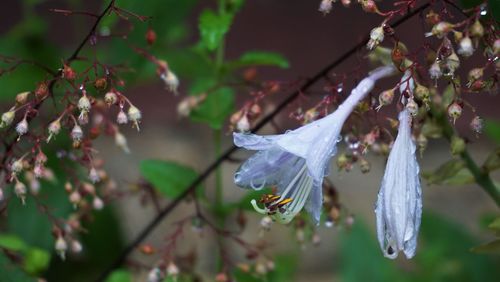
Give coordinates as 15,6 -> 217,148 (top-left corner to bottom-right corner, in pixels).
145,28 -> 157,45
16,118 -> 29,137
69,191 -> 81,207
443,52 -> 460,77
260,216 -> 273,231
92,196 -> 104,210
336,153 -> 349,170
94,77 -> 107,90
116,110 -> 128,124
47,119 -> 61,142
147,267 -> 162,282
15,92 -> 30,105
114,131 -> 130,153
450,135 -> 465,156
470,20 -> 484,38
361,0 -> 378,13
429,61 -> 442,80
367,26 -> 384,50
127,105 -> 142,130
359,158 -> 371,173
493,39 -> 500,55
162,70 -> 179,94
447,101 -> 462,124
376,89 -> 394,111
166,262 -> 179,277
405,98 -> 418,117
427,22 -> 453,38
89,167 -> 100,183
35,81 -> 49,100
55,236 -> 67,260
11,158 -> 24,175
71,125 -> 83,142
416,133 -> 428,156
70,240 -> 83,253
62,64 -> 76,81
0,187 -> 4,201
341,0 -> 351,7
457,37 -> 474,57
1,110 -> 15,128
215,273 -> 229,282
470,116 -> 483,135
14,181 -> 27,204
468,68 -> 483,84
104,92 -> 117,106
318,0 -> 333,15
236,115 -> 250,132
78,95 -> 91,113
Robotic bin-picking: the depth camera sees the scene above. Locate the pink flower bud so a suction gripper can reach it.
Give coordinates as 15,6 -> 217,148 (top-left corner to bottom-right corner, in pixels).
447,101 -> 462,124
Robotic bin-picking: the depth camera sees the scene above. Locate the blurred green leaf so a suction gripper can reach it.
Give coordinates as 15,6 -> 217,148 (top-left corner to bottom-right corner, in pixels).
483,148 -> 500,172
421,119 -> 443,139
339,220 -> 406,282
190,87 -> 235,129
267,254 -> 297,282
459,0 -> 483,9
422,159 -> 474,185
23,248 -> 50,275
488,217 -> 500,231
0,252 -> 34,282
470,239 -> 500,254
105,269 -> 132,282
230,51 -> 290,69
484,120 -> 500,144
0,234 -> 28,252
442,85 -> 455,111
140,160 -> 200,198
417,213 -> 500,282
198,9 -> 232,51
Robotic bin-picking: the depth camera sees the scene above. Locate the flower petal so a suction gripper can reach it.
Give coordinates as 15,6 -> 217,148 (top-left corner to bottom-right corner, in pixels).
233,132 -> 281,151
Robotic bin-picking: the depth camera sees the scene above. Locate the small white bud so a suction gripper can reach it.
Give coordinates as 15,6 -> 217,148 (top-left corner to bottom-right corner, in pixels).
69,191 -> 81,207
11,158 -> 24,175
89,167 -> 100,183
162,70 -> 179,94
55,236 -> 68,260
71,125 -> 83,142
367,26 -> 384,50
14,181 -> 27,205
47,119 -> 61,142
15,118 -> 29,137
70,240 -> 83,253
405,98 -> 419,117
166,262 -> 179,277
92,196 -> 104,210
1,110 -> 15,128
318,0 -> 333,15
236,115 -> 251,132
147,267 -> 162,282
127,105 -> 142,131
429,61 -> 442,80
114,132 -> 130,153
104,92 -> 117,106
457,37 -> 474,57
116,110 -> 128,124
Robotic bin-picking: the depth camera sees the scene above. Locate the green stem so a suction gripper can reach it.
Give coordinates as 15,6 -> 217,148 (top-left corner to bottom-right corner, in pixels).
434,108 -> 500,206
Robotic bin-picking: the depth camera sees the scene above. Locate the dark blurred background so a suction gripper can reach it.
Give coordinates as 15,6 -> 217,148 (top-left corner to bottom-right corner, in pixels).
0,0 -> 499,281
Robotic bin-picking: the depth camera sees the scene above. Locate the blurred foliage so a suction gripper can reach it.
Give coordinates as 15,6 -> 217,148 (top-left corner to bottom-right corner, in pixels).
140,159 -> 203,198
339,213 -> 500,282
422,159 -> 474,186
484,120 -> 500,144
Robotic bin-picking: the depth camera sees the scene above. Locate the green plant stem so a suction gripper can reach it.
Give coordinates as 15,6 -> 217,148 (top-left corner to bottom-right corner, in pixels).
434,108 -> 500,206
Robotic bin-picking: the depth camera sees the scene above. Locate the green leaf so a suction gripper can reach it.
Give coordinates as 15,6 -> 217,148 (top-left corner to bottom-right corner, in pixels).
0,234 -> 28,252
459,0 -> 483,9
23,248 -> 51,275
422,159 -> 474,185
105,269 -> 132,282
0,252 -> 34,282
483,148 -> 500,172
441,84 -> 456,110
198,9 -> 232,51
190,87 -> 235,129
231,51 -> 290,69
471,239 -> 500,254
488,217 -> 500,231
484,120 -> 500,144
267,254 -> 297,282
140,160 -> 200,198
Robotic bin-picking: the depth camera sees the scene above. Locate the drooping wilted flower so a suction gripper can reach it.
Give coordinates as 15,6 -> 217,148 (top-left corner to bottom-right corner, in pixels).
375,109 -> 422,259
234,66 -> 394,224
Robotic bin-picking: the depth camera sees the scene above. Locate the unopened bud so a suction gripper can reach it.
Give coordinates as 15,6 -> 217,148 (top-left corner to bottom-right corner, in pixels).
104,92 -> 117,106
236,115 -> 251,132
69,191 -> 81,207
260,216 -> 273,231
336,153 -> 349,170
406,98 -> 419,117
359,158 -> 371,173
94,78 -> 107,90
62,64 -> 76,81
427,22 -> 453,38
361,0 -> 378,13
116,110 -> 128,124
71,125 -> 83,142
367,26 -> 384,50
457,37 -> 474,57
47,119 -> 61,142
16,118 -> 29,137
376,89 -> 394,111
92,196 -> 104,210
35,82 -> 49,100
127,105 -> 142,131
166,262 -> 179,277
429,61 -> 442,80
147,267 -> 162,282
470,116 -> 483,135
15,92 -> 30,105
318,0 -> 333,15
1,110 -> 15,128
114,132 -> 130,153
89,167 -> 100,183
162,70 -> 179,94
145,28 -> 157,45
447,101 -> 462,124
78,95 -> 91,113
70,240 -> 83,253
55,236 -> 67,260
470,20 -> 484,38
443,52 -> 460,76
14,181 -> 27,204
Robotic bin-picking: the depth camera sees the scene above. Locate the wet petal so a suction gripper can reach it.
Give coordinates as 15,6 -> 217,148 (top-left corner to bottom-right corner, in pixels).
233,132 -> 281,151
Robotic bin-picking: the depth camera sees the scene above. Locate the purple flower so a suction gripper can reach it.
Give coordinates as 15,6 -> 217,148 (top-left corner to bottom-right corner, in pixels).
234,66 -> 395,224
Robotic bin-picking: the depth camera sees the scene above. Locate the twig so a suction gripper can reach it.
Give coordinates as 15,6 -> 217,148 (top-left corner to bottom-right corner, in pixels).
95,3 -> 432,281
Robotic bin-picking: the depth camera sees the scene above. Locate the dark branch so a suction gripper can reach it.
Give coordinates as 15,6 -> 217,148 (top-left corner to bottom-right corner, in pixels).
95,2 -> 431,281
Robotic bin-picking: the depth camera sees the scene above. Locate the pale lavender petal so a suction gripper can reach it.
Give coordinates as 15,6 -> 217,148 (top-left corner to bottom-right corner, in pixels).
233,132 -> 281,151
305,179 -> 323,224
